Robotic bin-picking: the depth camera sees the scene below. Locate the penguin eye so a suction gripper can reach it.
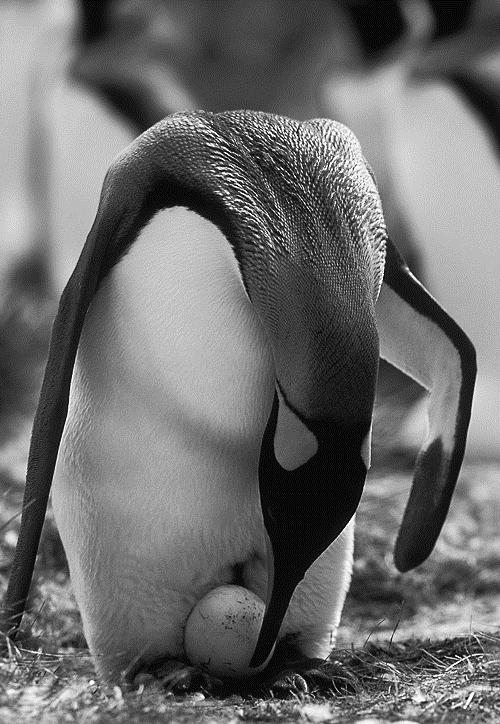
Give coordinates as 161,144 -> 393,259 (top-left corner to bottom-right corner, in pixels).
273,388 -> 318,471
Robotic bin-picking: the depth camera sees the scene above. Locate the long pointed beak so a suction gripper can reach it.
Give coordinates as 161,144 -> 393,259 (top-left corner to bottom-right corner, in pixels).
250,391 -> 371,669
250,545 -> 300,667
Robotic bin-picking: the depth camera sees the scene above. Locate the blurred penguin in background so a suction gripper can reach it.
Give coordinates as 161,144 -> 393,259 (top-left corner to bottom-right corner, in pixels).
0,0 -> 499,453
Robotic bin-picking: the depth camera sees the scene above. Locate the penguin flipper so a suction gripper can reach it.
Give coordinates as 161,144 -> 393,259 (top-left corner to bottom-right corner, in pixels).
450,70 -> 500,157
376,238 -> 476,572
1,183 -> 121,637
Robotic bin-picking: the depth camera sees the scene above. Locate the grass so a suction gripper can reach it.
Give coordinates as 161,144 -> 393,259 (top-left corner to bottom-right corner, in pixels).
1,609 -> 499,722
0,272 -> 500,721
1,632 -> 499,722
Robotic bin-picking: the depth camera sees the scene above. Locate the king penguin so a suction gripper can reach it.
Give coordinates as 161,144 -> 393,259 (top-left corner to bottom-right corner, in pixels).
2,111 -> 476,688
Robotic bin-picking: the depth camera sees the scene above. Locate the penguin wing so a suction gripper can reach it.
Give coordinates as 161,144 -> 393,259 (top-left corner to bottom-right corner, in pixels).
1,175 -> 124,635
376,238 -> 476,572
449,69 -> 500,157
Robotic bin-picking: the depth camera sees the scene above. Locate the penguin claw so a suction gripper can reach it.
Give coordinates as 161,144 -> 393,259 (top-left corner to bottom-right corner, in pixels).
263,658 -> 355,697
268,670 -> 309,696
160,667 -> 201,693
159,666 -> 223,695
133,659 -> 223,695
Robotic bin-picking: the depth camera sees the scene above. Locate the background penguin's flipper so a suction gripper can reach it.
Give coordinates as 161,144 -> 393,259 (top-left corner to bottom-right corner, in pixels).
376,238 -> 476,572
1,179 -> 122,637
448,70 -> 500,158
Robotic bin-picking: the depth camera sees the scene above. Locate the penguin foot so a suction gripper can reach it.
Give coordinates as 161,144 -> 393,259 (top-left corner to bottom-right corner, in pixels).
133,659 -> 223,695
265,668 -> 310,696
262,657 -> 356,697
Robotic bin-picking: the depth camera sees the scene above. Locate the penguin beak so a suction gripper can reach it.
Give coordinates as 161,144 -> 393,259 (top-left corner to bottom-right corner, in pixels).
250,390 -> 372,668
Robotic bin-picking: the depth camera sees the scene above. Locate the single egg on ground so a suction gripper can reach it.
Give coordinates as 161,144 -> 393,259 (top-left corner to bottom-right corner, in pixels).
184,584 -> 275,678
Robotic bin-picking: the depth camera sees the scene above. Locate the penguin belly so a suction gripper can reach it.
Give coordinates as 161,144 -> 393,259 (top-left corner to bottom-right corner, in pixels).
52,206 -> 353,680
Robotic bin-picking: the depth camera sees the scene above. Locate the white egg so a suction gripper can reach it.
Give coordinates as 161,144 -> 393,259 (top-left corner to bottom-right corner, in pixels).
184,584 -> 274,678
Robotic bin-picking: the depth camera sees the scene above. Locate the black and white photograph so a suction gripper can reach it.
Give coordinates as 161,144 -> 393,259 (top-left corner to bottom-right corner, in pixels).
0,1 -> 499,721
